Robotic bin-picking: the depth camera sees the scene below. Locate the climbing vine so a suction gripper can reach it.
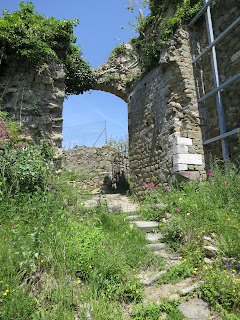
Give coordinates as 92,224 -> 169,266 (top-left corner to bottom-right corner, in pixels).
0,1 -> 93,94
129,0 -> 203,72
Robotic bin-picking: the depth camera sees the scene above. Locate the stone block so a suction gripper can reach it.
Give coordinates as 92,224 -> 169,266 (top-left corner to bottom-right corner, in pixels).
26,75 -> 34,83
42,76 -> 53,85
172,145 -> 188,154
170,164 -> 188,173
6,88 -> 18,93
173,154 -> 202,165
53,71 -> 65,79
176,137 -> 193,146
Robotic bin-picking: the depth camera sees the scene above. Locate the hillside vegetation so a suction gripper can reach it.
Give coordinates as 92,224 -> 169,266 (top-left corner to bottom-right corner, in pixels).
0,114 -> 239,319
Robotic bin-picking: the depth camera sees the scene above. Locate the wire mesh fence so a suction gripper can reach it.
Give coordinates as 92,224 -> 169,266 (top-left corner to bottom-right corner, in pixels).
62,120 -> 107,149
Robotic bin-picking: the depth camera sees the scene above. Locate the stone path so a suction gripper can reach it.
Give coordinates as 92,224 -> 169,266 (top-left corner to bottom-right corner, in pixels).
81,192 -> 214,320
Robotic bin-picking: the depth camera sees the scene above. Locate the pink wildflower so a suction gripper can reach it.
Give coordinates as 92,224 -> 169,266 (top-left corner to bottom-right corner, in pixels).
17,142 -> 23,148
164,213 -> 168,217
165,186 -> 170,192
52,212 -> 56,215
187,171 -> 192,178
208,169 -> 214,177
175,207 -> 179,211
143,182 -> 147,187
148,182 -> 155,189
11,223 -> 15,226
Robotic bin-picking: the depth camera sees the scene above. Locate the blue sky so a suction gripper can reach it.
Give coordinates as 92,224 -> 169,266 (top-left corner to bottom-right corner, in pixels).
2,0 -> 149,148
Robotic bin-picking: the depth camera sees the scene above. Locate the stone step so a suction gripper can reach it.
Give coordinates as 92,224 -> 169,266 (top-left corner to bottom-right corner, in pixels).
146,243 -> 166,251
132,220 -> 159,232
178,298 -> 210,319
145,232 -> 164,242
142,270 -> 168,286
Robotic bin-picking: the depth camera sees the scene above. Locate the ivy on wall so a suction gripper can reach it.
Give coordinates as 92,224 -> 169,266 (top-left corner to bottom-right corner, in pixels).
0,1 -> 93,95
129,0 -> 203,72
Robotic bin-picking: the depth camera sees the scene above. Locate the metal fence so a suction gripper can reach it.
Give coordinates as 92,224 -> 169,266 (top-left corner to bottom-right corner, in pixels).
189,0 -> 240,161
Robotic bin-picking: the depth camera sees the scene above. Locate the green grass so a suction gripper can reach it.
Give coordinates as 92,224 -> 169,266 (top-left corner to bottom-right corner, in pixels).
0,173 -> 163,319
138,161 -> 240,318
0,114 -> 240,319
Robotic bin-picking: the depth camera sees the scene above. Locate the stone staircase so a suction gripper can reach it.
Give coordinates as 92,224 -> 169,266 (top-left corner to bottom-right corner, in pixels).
82,193 -> 214,320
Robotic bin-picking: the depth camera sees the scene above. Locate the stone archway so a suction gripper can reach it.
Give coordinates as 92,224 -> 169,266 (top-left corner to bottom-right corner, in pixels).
0,37 -> 206,197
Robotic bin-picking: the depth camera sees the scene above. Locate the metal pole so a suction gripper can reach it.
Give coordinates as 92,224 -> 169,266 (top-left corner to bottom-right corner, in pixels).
105,120 -> 107,144
204,0 -> 229,161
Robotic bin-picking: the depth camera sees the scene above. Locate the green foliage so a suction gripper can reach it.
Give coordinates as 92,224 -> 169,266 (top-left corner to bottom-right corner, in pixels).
131,300 -> 184,319
199,267 -> 240,313
107,135 -> 129,153
0,142 -> 53,193
158,260 -> 194,284
130,0 -> 202,72
108,44 -> 129,60
0,1 -> 93,95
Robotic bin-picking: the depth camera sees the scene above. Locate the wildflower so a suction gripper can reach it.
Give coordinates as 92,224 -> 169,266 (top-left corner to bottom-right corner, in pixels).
175,207 -> 179,211
168,292 -> 171,295
222,183 -> 226,187
186,213 -> 190,216
148,182 -> 155,189
130,287 -> 132,290
107,289 -> 110,292
99,274 -> 102,277
132,269 -> 135,272
77,280 -> 81,284
136,290 -> 139,293
232,270 -> 236,273
11,223 -> 15,226
187,171 -> 192,178
179,257 -> 182,260
3,292 -> 7,296
5,290 -> 9,293
143,182 -> 147,187
164,213 -> 168,217
179,198 -> 182,201
208,169 -> 214,177
165,186 -> 170,192
89,265 -> 92,269
41,260 -> 44,263
17,142 -> 23,148
184,259 -> 187,262
233,290 -> 236,293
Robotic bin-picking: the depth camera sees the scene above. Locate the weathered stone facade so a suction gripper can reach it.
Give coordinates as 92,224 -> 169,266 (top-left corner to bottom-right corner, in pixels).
128,28 -> 205,196
0,62 -> 65,167
0,0 -> 239,197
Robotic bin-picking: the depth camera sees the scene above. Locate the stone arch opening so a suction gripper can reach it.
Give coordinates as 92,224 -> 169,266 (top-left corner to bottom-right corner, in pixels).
62,89 -> 129,192
62,90 -> 128,149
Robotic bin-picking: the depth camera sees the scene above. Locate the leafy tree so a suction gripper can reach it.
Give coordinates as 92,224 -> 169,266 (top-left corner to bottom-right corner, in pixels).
0,1 -> 93,94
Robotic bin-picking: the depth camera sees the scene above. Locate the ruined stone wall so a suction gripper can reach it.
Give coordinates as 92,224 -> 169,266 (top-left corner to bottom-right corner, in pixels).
0,62 -> 65,167
191,0 -> 240,162
0,0 -> 239,197
128,28 -> 205,197
62,145 -> 128,190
